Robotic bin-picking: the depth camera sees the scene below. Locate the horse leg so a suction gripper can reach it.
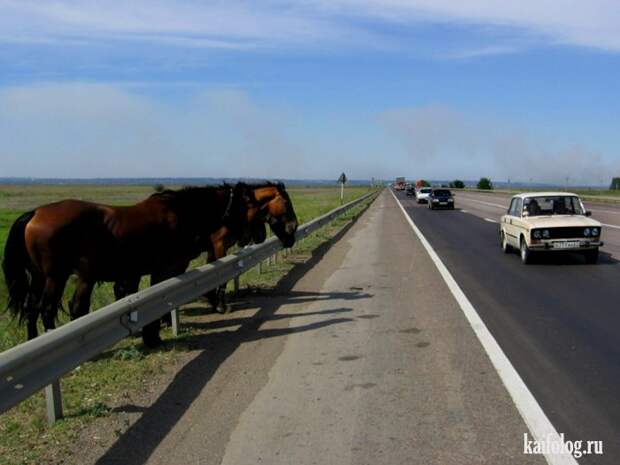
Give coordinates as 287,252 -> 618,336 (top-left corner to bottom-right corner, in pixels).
25,273 -> 45,339
205,243 -> 230,313
113,277 -> 140,300
205,247 -> 219,309
141,264 -> 186,347
39,275 -> 68,333
216,285 -> 229,314
151,263 -> 188,328
69,277 -> 94,320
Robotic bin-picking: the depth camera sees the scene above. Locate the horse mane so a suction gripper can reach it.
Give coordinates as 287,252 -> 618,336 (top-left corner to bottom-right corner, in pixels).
148,184 -> 236,219
245,181 -> 287,191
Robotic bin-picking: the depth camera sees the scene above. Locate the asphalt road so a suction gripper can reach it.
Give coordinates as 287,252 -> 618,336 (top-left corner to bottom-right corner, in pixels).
395,190 -> 620,465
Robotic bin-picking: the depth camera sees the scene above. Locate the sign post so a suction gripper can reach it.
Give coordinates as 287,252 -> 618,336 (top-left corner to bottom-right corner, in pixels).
338,172 -> 347,205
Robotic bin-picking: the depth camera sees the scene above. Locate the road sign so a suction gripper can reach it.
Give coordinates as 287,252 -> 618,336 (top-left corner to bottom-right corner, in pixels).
338,172 -> 347,184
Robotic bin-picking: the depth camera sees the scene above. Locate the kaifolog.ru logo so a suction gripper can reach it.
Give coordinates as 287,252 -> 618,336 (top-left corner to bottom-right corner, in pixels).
523,433 -> 603,459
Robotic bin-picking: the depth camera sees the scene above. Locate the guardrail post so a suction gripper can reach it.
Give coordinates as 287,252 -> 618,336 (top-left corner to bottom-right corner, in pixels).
170,309 -> 180,337
257,261 -> 262,274
233,275 -> 240,295
45,379 -> 63,425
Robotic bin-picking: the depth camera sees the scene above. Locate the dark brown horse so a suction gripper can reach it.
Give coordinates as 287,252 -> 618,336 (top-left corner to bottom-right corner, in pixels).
113,182 -> 298,313
205,181 -> 298,311
2,183 -> 258,346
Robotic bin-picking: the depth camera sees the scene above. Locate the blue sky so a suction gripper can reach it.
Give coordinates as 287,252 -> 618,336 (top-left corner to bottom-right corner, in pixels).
1,1 -> 619,184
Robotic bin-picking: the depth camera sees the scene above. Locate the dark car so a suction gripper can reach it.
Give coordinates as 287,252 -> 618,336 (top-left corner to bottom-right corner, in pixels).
406,185 -> 416,196
428,189 -> 455,210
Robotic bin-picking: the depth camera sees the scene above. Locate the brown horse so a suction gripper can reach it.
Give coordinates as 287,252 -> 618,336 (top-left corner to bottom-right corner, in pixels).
113,182 -> 299,313
2,183 -> 258,346
205,181 -> 298,311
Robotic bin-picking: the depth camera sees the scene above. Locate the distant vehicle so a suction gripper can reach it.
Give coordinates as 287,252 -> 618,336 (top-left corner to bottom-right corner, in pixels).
416,187 -> 432,203
394,177 -> 406,191
428,189 -> 454,210
499,192 -> 603,264
406,185 -> 416,196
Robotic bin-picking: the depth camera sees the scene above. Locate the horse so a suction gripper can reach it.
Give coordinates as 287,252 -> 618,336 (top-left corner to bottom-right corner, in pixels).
112,182 -> 299,313
204,181 -> 298,311
2,183 -> 259,347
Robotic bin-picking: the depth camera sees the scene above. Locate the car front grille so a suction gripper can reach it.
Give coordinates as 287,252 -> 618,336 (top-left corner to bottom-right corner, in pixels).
542,227 -> 591,239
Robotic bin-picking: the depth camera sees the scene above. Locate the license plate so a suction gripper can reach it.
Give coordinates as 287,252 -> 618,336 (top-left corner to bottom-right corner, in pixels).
440,202 -> 447,205
553,241 -> 580,249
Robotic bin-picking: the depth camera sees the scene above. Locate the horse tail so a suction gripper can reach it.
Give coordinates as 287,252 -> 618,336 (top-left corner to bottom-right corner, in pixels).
2,210 -> 35,321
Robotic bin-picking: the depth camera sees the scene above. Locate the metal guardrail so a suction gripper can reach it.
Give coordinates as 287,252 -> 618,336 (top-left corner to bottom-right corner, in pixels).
0,190 -> 378,421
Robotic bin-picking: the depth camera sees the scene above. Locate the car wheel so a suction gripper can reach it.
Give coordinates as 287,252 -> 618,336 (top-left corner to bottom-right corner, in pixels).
584,248 -> 599,264
520,238 -> 532,264
500,231 -> 511,253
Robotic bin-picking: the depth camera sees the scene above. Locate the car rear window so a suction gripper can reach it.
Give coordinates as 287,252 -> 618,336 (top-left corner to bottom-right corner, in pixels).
420,188 -> 432,193
433,190 -> 451,196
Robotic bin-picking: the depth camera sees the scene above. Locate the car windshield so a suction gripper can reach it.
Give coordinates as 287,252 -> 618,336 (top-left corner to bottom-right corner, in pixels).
523,196 -> 584,216
420,188 -> 432,193
433,190 -> 451,196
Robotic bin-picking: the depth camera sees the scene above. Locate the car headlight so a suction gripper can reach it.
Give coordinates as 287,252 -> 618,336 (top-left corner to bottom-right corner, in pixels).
448,198 -> 454,202
542,229 -> 550,239
591,228 -> 600,236
584,228 -> 591,237
532,230 -> 541,239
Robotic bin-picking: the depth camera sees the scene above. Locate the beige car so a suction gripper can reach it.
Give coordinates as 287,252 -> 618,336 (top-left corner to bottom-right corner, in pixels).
499,192 -> 603,264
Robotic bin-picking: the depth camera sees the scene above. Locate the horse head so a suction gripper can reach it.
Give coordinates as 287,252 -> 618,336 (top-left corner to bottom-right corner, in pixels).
251,182 -> 298,248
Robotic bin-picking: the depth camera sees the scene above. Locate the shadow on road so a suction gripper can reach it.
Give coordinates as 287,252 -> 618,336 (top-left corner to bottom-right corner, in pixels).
525,249 -> 619,267
93,196 -> 374,465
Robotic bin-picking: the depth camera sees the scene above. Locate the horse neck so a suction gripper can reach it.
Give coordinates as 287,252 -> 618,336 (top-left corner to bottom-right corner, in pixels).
164,187 -> 232,233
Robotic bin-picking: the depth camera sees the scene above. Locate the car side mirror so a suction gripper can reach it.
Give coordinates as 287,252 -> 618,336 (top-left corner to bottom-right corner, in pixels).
585,210 -> 592,217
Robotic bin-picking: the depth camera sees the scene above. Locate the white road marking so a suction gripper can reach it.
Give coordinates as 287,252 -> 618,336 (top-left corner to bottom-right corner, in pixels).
390,189 -> 577,465
460,209 -> 470,213
484,218 -> 497,223
602,223 -> 620,230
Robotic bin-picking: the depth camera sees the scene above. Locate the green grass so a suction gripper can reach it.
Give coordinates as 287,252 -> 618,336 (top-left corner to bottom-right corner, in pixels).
0,183 -> 377,465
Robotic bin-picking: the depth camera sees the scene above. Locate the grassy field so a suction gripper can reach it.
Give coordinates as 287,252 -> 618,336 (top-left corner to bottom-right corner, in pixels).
0,183 -> 377,465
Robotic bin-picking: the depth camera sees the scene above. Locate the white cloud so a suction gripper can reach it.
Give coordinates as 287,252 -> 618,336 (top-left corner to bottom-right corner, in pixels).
0,84 -> 616,184
312,0 -> 620,51
380,104 -> 619,185
0,83 -> 313,178
0,0 -> 373,50
1,0 -> 619,53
